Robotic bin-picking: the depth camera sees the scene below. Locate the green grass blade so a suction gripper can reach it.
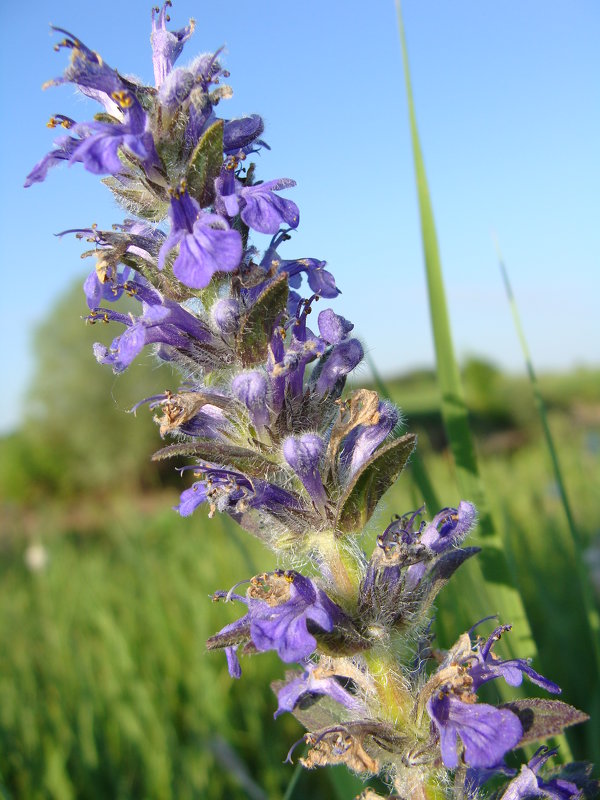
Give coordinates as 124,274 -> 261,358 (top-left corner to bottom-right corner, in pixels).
393,2 -> 578,759
281,762 -> 303,800
494,235 -> 600,674
394,1 -> 537,663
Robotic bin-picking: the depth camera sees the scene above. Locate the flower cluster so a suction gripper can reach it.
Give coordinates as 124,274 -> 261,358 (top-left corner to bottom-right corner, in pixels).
27,5 -> 596,798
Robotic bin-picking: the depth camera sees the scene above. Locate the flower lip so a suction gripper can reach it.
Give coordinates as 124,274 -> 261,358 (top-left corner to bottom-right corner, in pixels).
24,132 -> 84,187
209,570 -> 348,668
427,691 -> 523,769
274,661 -> 365,719
317,308 -> 354,345
159,191 -> 242,288
469,624 -> 562,694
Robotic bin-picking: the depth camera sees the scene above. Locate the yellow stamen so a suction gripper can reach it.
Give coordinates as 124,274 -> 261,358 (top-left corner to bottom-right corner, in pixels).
111,90 -> 133,109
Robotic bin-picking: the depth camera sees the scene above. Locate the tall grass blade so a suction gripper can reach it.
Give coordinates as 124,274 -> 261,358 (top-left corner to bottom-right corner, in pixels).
394,1 -> 538,664
493,235 -> 600,674
394,2 -> 577,759
281,761 -> 303,800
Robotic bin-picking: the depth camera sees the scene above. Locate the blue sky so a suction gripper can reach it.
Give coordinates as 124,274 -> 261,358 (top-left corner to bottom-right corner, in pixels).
1,1 -> 599,433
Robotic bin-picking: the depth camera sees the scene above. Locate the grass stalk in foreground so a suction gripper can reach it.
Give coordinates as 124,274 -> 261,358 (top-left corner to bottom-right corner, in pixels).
395,0 -> 550,680
394,3 -> 576,759
282,762 -> 303,800
395,0 -> 535,654
493,235 -> 600,675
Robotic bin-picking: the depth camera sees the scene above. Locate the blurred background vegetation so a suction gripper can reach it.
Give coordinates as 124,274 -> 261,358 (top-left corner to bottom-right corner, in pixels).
1,278 -> 599,798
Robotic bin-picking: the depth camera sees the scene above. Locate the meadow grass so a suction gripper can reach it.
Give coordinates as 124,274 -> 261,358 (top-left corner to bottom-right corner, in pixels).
1,381 -> 598,798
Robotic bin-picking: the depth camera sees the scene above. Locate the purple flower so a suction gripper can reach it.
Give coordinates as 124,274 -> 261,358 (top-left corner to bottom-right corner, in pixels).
90,278 -> 211,372
210,571 -> 347,673
427,692 -> 522,769
70,98 -> 156,176
274,662 -> 365,719
36,29 -> 159,176
251,574 -> 342,660
159,191 -> 242,288
151,2 -> 195,89
283,434 -> 328,513
216,174 -> 300,234
500,747 -> 582,800
317,308 -> 354,345
313,338 -> 364,396
232,372 -> 270,431
44,27 -> 124,107
24,122 -> 83,187
341,401 -> 399,477
211,298 -> 240,335
404,501 -> 476,591
63,220 -> 164,308
359,503 -> 478,626
470,625 -> 561,695
176,466 -> 302,520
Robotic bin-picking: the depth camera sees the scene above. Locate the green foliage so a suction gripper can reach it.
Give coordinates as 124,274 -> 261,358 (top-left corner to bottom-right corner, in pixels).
236,274 -> 289,367
335,434 -> 416,534
0,503 -> 393,800
186,120 -> 224,207
2,416 -> 598,796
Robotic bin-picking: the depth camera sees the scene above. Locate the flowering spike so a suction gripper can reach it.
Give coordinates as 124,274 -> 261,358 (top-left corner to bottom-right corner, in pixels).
28,8 -> 594,798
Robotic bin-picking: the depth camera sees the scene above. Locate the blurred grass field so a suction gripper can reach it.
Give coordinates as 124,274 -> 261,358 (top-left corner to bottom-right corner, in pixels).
1,284 -> 599,798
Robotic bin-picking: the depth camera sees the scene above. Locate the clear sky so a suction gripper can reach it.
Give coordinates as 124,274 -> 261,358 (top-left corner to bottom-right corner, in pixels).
1,1 -> 599,433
